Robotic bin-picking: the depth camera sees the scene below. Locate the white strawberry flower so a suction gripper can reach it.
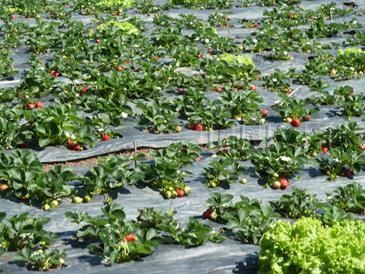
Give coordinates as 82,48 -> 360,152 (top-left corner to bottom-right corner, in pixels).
279,156 -> 291,162
121,112 -> 128,119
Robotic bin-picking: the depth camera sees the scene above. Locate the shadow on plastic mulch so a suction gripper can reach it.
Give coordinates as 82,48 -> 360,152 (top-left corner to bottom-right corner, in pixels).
233,252 -> 260,274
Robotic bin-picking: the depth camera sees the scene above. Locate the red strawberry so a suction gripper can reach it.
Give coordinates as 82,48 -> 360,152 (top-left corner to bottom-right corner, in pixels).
202,208 -> 214,219
72,144 -> 81,151
215,85 -> 223,93
249,84 -> 257,91
290,118 -> 301,127
177,88 -> 185,94
124,233 -> 137,242
18,143 -> 28,149
260,109 -> 269,117
11,15 -> 16,20
321,145 -> 329,154
115,65 -> 123,72
187,123 -> 196,130
36,101 -> 43,108
280,178 -> 289,189
80,87 -> 89,94
101,134 -> 111,141
50,70 -> 60,78
343,168 -> 352,178
67,139 -> 75,147
360,144 -> 365,151
27,103 -> 36,110
198,53 -> 203,58
175,188 -> 185,197
195,123 -> 204,131
96,38 -> 101,44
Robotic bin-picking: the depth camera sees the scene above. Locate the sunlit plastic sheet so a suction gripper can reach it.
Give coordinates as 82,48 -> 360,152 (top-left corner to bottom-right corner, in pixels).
0,0 -> 364,162
0,151 -> 364,273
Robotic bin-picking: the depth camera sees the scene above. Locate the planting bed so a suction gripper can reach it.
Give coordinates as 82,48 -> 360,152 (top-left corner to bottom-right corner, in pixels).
0,0 -> 365,273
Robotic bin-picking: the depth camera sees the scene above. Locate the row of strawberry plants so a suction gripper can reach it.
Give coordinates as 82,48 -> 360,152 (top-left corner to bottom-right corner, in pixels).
1,81 -> 363,150
0,202 -> 224,271
0,143 -> 199,208
202,182 -> 365,245
0,3 -> 362,151
1,180 -> 364,271
0,121 -> 363,210
0,0 -> 330,20
205,121 -> 364,189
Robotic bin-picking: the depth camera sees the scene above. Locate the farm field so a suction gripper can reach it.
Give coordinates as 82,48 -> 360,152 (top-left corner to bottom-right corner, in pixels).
0,0 -> 364,273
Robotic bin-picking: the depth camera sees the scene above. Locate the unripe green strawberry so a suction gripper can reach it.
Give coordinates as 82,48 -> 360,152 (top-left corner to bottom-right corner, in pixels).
72,196 -> 83,204
183,186 -> 192,195
258,118 -> 266,125
50,200 -> 59,208
164,191 -> 172,199
83,195 -> 92,203
43,204 -> 51,211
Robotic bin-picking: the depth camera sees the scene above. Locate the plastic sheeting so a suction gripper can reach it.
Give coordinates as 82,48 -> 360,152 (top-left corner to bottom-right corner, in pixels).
0,0 -> 364,163
0,151 -> 364,273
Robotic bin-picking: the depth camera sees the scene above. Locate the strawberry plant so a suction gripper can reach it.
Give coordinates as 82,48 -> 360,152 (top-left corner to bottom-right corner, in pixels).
165,218 -> 224,247
137,157 -> 192,199
203,192 -> 234,223
330,86 -> 365,118
327,183 -> 365,214
151,142 -> 201,166
208,11 -> 231,27
0,150 -> 74,209
251,142 -> 306,186
66,203 -> 158,265
31,103 -> 97,148
243,24 -> 319,54
273,94 -> 319,124
203,158 -> 245,188
270,127 -> 316,156
0,48 -> 15,79
167,0 -> 233,9
309,122 -> 364,154
67,203 -> 223,264
26,21 -> 61,54
318,202 -> 352,226
302,48 -> 365,81
137,98 -> 180,134
136,207 -> 224,246
263,70 -> 293,93
77,155 -> 143,198
220,91 -> 265,125
15,247 -> 66,271
270,188 -> 319,219
177,89 -> 235,130
316,148 -> 365,181
0,106 -> 33,149
307,18 -> 360,39
214,136 -> 253,160
0,212 -> 56,251
223,196 -> 279,244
